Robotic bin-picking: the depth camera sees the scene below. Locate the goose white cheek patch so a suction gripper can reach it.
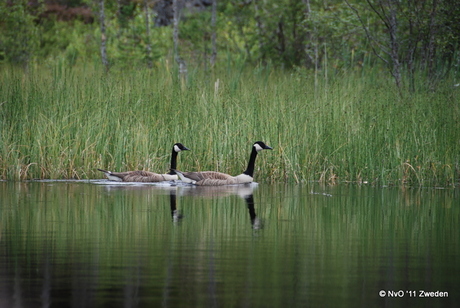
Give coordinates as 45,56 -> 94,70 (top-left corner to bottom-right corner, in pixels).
254,143 -> 264,151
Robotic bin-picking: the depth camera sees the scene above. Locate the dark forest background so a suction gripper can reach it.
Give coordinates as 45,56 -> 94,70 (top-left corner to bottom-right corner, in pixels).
1,0 -> 459,89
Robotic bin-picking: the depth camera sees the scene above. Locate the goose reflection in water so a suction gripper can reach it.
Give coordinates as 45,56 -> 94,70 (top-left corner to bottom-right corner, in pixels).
241,193 -> 262,230
97,182 -> 262,229
171,184 -> 263,229
168,190 -> 184,223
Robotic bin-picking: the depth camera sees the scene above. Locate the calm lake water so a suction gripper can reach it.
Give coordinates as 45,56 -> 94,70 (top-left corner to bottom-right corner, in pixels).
1,180 -> 459,307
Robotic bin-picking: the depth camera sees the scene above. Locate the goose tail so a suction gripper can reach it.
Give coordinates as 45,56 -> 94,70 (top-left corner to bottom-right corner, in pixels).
97,168 -> 123,181
171,169 -> 196,184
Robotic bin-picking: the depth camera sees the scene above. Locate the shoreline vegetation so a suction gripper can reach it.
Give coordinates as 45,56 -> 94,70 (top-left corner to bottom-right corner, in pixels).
1,63 -> 459,186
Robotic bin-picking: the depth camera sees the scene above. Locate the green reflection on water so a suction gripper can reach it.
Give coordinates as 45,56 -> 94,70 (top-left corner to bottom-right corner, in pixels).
0,182 -> 458,307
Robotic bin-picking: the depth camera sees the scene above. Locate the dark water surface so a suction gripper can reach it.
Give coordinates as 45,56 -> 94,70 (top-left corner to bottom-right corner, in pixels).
1,181 -> 459,307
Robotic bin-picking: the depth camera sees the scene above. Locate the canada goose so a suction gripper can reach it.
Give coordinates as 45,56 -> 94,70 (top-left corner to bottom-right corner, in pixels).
98,143 -> 190,182
172,141 -> 272,186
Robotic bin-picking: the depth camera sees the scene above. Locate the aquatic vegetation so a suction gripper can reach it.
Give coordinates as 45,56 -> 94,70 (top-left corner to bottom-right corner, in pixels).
0,63 -> 459,186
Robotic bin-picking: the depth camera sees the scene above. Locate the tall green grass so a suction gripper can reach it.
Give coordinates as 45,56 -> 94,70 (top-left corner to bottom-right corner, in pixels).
0,62 -> 459,186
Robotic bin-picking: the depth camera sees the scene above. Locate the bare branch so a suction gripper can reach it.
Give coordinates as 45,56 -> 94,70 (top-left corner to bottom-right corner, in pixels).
367,0 -> 390,29
345,0 -> 389,65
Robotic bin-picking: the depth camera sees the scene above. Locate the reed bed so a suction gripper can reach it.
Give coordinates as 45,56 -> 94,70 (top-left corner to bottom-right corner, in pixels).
0,63 -> 459,186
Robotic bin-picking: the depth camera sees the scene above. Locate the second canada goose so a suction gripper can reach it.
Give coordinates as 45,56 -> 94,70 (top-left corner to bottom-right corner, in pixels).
97,143 -> 190,182
172,141 -> 273,186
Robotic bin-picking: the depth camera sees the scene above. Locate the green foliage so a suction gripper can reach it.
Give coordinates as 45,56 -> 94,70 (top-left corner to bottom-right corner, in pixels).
111,8 -> 172,67
39,18 -> 97,66
346,0 -> 460,88
115,0 -> 138,28
0,0 -> 43,64
217,0 -> 308,66
302,1 -> 362,69
1,0 -> 458,78
179,10 -> 213,61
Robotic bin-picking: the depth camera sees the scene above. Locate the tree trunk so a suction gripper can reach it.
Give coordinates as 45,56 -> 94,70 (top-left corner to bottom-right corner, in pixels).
144,0 -> 153,69
426,0 -> 438,86
387,0 -> 402,91
98,0 -> 109,71
254,1 -> 266,63
210,0 -> 217,66
173,0 -> 180,63
173,0 -> 186,80
353,0 -> 402,91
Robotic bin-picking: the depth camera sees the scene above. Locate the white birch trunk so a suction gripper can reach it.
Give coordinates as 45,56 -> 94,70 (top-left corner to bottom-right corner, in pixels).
210,0 -> 217,66
144,0 -> 153,69
98,0 -> 109,71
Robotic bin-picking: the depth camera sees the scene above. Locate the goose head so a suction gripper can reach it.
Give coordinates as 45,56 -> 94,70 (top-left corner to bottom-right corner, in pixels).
174,143 -> 190,152
253,141 -> 273,152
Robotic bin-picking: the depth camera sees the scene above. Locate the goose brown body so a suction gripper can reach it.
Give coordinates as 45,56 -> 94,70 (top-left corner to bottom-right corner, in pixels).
98,143 -> 189,182
97,169 -> 178,182
174,170 -> 253,186
173,141 -> 272,186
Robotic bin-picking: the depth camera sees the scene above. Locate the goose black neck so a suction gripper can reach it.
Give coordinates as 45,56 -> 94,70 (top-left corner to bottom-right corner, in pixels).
244,194 -> 257,224
243,147 -> 259,177
170,192 -> 177,217
167,148 -> 179,175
